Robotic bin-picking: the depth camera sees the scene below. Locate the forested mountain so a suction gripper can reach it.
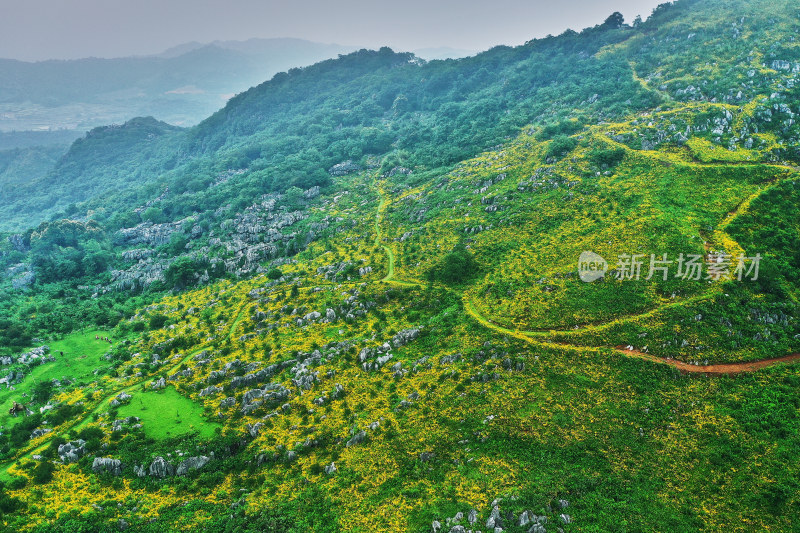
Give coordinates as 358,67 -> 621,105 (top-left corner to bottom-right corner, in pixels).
0,1 -> 799,531
0,18 -> 654,231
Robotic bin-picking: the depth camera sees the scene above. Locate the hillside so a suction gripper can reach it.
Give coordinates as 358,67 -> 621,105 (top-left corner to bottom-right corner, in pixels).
0,0 -> 799,531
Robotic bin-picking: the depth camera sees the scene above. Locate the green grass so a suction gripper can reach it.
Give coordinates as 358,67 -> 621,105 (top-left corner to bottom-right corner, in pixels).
0,329 -> 114,427
114,387 -> 219,440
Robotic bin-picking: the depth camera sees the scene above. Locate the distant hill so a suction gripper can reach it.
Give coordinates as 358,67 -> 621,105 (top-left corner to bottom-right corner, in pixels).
0,130 -> 83,151
0,144 -> 68,195
0,117 -> 183,228
0,38 -> 356,132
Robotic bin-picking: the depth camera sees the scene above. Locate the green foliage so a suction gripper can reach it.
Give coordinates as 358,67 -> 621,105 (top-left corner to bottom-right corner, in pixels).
0,482 -> 23,516
545,134 -> 578,160
31,380 -> 54,404
28,219 -> 112,284
142,207 -> 166,224
380,150 -> 414,175
536,119 -> 585,141
74,427 -> 104,442
589,146 -> 626,168
427,240 -> 479,285
0,319 -> 30,352
283,187 -> 305,211
31,461 -> 55,484
165,256 -> 205,290
148,314 -> 169,330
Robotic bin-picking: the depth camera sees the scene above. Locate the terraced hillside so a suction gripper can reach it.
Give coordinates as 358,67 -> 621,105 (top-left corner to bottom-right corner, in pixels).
0,0 -> 799,531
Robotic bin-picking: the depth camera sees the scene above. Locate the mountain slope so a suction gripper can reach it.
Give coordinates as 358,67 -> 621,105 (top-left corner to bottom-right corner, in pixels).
0,1 -> 799,531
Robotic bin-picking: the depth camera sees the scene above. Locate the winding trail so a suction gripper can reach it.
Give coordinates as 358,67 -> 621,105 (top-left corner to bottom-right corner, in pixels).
374,186 -> 423,287
374,176 -> 800,376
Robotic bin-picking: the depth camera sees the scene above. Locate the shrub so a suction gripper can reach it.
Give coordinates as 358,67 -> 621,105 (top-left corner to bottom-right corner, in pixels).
32,461 -> 55,484
149,314 -> 169,330
545,135 -> 578,160
427,240 -> 480,285
589,147 -> 626,168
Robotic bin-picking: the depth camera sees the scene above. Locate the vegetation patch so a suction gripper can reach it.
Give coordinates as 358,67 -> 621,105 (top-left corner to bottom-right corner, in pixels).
114,387 -> 219,440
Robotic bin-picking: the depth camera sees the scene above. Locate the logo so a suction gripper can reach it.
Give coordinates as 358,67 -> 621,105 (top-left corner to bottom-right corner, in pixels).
575,251 -> 761,282
578,251 -> 607,283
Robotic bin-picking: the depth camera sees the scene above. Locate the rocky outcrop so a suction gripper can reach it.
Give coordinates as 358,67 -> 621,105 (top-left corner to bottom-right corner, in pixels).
110,391 -> 132,406
11,269 -> 35,289
116,219 -> 188,247
199,385 -> 223,397
112,417 -> 141,432
57,440 -> 86,463
229,360 -> 294,390
121,248 -> 154,262
176,456 -> 210,476
246,423 -> 263,438
148,456 -> 174,478
7,234 -> 28,252
30,428 -> 52,439
328,160 -> 361,176
92,457 -> 123,476
17,346 -> 50,365
391,328 -> 420,348
346,430 -> 367,448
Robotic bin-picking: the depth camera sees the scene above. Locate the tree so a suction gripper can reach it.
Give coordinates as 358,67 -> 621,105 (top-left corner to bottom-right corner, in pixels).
427,240 -> 479,285
284,187 -> 304,211
546,135 -> 578,160
141,207 -> 165,223
164,233 -> 189,256
32,461 -> 55,484
165,256 -> 200,290
32,380 -> 54,404
589,147 -> 626,168
603,12 -> 625,29
149,313 -> 169,330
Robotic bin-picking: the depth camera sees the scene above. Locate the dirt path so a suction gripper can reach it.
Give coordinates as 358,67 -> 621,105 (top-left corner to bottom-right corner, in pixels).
614,346 -> 800,375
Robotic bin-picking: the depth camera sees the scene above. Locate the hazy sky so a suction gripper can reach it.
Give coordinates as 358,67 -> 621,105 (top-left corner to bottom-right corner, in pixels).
0,0 -> 668,62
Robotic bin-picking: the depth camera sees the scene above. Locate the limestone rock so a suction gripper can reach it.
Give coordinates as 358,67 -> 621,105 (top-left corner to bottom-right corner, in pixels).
92,457 -> 123,476
176,456 -> 210,476
58,440 -> 86,463
148,456 -> 174,478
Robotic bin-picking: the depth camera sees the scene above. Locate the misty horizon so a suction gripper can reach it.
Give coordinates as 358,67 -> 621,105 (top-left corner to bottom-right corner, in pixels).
1,0 -> 667,62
